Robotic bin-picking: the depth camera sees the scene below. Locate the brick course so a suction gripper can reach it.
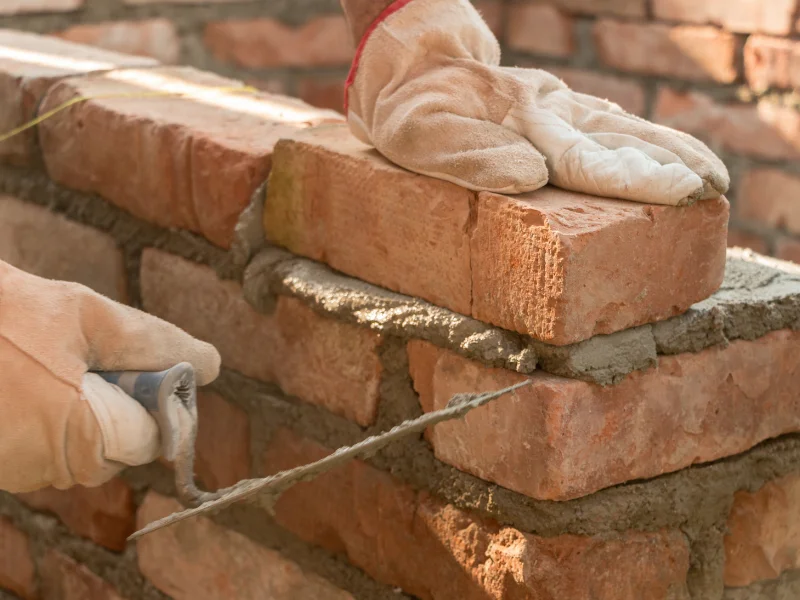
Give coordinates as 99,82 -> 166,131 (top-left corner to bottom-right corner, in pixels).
39,550 -> 125,600
0,517 -> 36,599
53,19 -> 181,64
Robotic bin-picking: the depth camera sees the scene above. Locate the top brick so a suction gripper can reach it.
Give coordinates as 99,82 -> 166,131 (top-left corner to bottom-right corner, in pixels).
653,0 -> 798,36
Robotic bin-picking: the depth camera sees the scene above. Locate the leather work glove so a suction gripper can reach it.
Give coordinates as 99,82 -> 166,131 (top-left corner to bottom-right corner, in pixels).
345,0 -> 729,205
0,260 -> 221,493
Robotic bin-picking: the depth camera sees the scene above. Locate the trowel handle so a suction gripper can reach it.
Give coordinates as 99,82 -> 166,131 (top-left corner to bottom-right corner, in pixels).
92,363 -> 197,413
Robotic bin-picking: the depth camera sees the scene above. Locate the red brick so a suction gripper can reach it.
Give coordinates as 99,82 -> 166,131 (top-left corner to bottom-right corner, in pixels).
204,16 -> 353,69
506,4 -> 575,58
195,391 -> 250,489
727,228 -> 769,255
38,67 -> 342,249
263,428 -> 691,600
473,1 -> 505,38
265,125 -> 729,345
408,333 -> 800,501
724,473 -> 800,587
0,30 -> 155,167
0,517 -> 36,599
297,77 -> 345,114
594,21 -> 739,83
18,478 -> 135,551
654,88 -> 800,161
140,250 -> 382,425
39,550 -> 124,600
738,168 -> 800,236
546,67 -> 646,115
653,0 -> 798,35
0,195 -> 127,302
0,0 -> 83,14
744,35 -> 800,91
777,238 -> 800,263
136,491 -> 353,599
52,19 -> 181,64
551,0 -> 645,17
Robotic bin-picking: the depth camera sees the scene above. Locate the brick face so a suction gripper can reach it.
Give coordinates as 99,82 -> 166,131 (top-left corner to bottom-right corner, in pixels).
744,35 -> 800,91
297,77 -> 345,114
0,517 -> 36,599
727,228 -> 769,255
594,21 -> 739,83
738,169 -> 800,236
546,67 -> 646,115
653,0 -> 798,35
506,3 -> 575,57
52,19 -> 181,64
194,391 -> 251,489
777,238 -> 800,263
39,550 -> 124,600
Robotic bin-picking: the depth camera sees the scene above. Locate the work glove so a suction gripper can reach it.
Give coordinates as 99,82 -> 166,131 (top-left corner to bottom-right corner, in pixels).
0,260 -> 220,493
345,0 -> 729,205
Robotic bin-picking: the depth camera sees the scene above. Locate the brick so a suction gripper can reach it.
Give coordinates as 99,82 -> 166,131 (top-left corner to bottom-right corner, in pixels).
654,88 -> 800,162
263,428 -> 691,599
727,228 -> 769,255
53,19 -> 181,64
18,478 -> 135,551
125,0 -> 240,3
266,125 -> 729,345
777,238 -> 800,264
195,391 -> 250,489
594,21 -> 739,83
140,250 -> 382,425
0,517 -> 35,599
546,66 -> 646,116
473,1 -> 505,38
204,16 -> 353,69
297,77 -> 345,114
408,332 -> 800,501
507,4 -> 575,58
39,550 -> 124,600
38,67 -> 342,249
0,0 -> 83,14
744,35 -> 800,91
0,30 -> 156,167
653,0 -> 798,35
137,491 -> 353,599
550,0 -> 645,17
738,169 -> 800,236
724,473 -> 800,587
0,195 -> 127,302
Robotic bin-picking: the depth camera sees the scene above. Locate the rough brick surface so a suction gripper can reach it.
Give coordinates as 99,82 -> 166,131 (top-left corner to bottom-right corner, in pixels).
263,428 -> 691,600
204,16 -> 353,69
137,491 -> 353,599
0,30 -> 155,166
777,239 -> 800,264
725,473 -> 800,587
594,21 -> 739,83
408,333 -> 800,501
744,35 -> 800,91
38,66 -> 342,248
18,478 -> 135,551
0,517 -> 36,599
0,0 -> 83,14
195,391 -> 251,489
53,19 -> 181,64
654,89 -> 800,161
728,228 -> 769,255
39,550 -> 124,600
0,195 -> 127,302
550,0 -> 645,17
506,4 -> 575,57
547,67 -> 645,115
265,125 -> 729,345
738,169 -> 800,236
653,0 -> 798,35
141,250 -> 382,425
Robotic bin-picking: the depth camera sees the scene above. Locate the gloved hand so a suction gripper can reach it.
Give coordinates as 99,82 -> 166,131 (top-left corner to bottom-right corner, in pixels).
345,0 -> 729,205
0,260 -> 221,493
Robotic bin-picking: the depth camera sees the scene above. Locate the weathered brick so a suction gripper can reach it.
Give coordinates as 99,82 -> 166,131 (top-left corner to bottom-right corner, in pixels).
52,19 -> 181,64
195,391 -> 250,489
408,333 -> 800,501
654,88 -> 800,161
727,228 -> 769,255
594,21 -> 739,83
0,517 -> 36,599
725,473 -> 800,587
0,30 -> 155,166
653,0 -> 798,35
507,3 -> 575,58
777,238 -> 800,264
38,66 -> 342,248
18,478 -> 135,551
738,168 -> 800,236
263,428 -> 691,600
137,491 -> 353,599
297,77 -> 345,114
0,195 -> 127,302
204,16 -> 353,69
39,550 -> 124,600
547,67 -> 646,115
550,0 -> 645,17
473,1 -> 505,38
265,125 -> 729,345
744,35 -> 800,91
140,250 -> 383,425
0,0 -> 83,14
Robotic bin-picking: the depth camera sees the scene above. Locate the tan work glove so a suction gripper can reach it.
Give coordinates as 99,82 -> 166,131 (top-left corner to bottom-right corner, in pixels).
345,0 -> 729,205
0,260 -> 220,493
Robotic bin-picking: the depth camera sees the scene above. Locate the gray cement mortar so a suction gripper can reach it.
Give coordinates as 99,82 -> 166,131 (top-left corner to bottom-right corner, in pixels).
723,569 -> 800,600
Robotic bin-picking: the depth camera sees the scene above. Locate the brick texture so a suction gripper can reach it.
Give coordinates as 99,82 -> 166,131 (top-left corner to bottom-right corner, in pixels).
594,21 -> 739,83
204,16 -> 353,69
408,332 -> 800,501
0,517 -> 36,599
262,428 -> 691,600
53,19 -> 181,64
195,391 -> 251,489
0,0 -> 83,15
39,550 -> 124,600
738,169 -> 800,236
506,3 -> 575,58
547,67 -> 646,115
744,35 -> 800,91
140,249 -> 383,425
653,0 -> 798,35
137,491 -> 354,599
777,238 -> 800,263
724,473 -> 800,587
0,195 -> 127,302
18,478 -> 135,551
265,125 -> 729,345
